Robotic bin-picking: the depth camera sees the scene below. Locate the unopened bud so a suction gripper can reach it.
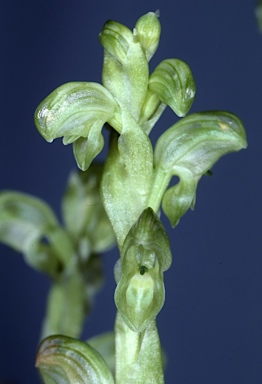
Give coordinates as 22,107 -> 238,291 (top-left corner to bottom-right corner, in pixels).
135,12 -> 161,61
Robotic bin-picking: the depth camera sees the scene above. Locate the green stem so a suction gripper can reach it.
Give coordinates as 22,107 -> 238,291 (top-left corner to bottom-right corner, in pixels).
115,311 -> 164,384
115,311 -> 140,383
147,167 -> 170,213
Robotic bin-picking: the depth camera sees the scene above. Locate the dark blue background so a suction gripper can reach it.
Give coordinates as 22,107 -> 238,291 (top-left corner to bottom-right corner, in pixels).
1,1 -> 261,383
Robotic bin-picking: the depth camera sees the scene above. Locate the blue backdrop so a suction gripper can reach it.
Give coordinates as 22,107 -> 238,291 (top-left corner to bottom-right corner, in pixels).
1,1 -> 261,383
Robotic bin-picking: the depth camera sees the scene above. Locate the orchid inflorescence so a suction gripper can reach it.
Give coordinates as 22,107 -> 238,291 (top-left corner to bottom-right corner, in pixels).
0,11 -> 246,383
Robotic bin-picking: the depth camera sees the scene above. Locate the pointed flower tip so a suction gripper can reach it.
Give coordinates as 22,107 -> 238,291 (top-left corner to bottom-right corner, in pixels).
135,12 -> 161,61
131,207 -> 172,271
215,111 -> 247,150
99,19 -> 133,62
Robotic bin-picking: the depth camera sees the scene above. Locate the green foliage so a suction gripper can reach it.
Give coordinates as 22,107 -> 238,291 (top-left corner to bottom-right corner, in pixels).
148,58 -> 196,117
114,208 -> 171,332
87,332 -> 115,375
153,111 -> 247,226
0,191 -> 71,275
135,12 -> 161,61
34,82 -> 122,170
36,335 -> 114,384
101,126 -> 154,248
0,165 -> 115,339
99,18 -> 149,120
62,164 -> 115,253
2,10 -> 248,384
115,313 -> 164,384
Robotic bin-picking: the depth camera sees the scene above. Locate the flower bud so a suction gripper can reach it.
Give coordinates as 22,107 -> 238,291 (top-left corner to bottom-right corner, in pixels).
114,208 -> 172,332
99,18 -> 149,120
121,207 -> 172,271
115,248 -> 165,333
135,12 -> 161,61
99,20 -> 133,63
149,58 -> 196,117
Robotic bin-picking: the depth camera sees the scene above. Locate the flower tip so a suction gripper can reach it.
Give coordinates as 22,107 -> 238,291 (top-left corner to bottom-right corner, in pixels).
135,11 -> 161,61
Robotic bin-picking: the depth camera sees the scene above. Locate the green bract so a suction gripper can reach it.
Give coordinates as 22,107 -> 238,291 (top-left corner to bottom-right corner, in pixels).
100,19 -> 148,120
120,207 -> 172,271
36,335 -> 114,384
101,122 -> 154,247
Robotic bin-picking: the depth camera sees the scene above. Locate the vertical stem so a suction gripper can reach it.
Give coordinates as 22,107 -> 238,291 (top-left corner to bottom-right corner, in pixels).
115,311 -> 164,384
115,311 -> 140,383
147,167 -> 171,213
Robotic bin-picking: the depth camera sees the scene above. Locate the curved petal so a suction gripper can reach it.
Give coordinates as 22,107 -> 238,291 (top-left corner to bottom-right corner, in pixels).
100,19 -> 148,120
153,111 -> 247,226
35,82 -> 121,142
36,335 -> 115,384
149,58 -> 196,117
34,82 -> 121,169
162,167 -> 198,227
154,111 -> 247,175
0,192 -> 72,274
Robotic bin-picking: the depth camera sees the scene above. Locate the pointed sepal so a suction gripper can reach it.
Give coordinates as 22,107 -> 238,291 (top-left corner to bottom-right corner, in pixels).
101,114 -> 153,247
